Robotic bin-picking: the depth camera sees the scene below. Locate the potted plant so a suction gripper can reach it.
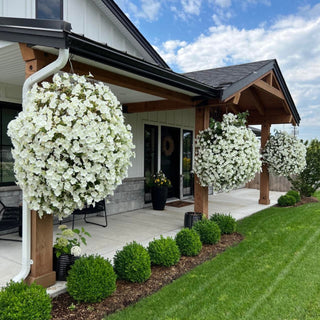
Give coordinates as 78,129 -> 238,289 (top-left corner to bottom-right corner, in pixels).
184,212 -> 203,229
150,171 -> 171,210
53,225 -> 91,281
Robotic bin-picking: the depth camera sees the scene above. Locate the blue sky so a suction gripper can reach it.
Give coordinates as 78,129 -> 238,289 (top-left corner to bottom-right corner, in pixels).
115,0 -> 320,142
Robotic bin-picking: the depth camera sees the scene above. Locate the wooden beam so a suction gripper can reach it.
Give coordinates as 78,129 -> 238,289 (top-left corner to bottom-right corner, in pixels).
249,87 -> 265,115
20,46 -> 194,104
247,111 -> 293,125
194,106 -> 210,217
264,72 -> 272,85
259,123 -> 271,205
253,79 -> 285,100
19,43 -> 56,288
125,100 -> 193,113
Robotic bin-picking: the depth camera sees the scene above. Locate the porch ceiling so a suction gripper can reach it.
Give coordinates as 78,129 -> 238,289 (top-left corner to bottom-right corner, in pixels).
0,42 -> 166,105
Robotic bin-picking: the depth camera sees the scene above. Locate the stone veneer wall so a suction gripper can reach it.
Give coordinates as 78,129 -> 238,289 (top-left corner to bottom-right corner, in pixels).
246,172 -> 292,192
0,177 -> 145,224
106,177 -> 145,215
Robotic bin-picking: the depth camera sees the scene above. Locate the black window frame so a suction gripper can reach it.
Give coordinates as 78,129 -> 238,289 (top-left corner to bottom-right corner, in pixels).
0,101 -> 21,186
36,0 -> 64,20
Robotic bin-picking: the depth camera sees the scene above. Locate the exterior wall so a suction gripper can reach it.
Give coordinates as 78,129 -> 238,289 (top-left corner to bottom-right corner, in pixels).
0,82 -> 22,104
246,172 -> 292,192
0,0 -> 149,62
0,0 -> 35,18
125,109 -> 195,178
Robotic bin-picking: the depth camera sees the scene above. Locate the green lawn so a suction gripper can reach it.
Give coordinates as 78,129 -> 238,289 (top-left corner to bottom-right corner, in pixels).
106,192 -> 320,320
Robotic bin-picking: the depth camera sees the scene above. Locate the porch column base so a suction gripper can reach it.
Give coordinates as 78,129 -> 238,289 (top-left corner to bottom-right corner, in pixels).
25,271 -> 56,288
259,198 -> 270,205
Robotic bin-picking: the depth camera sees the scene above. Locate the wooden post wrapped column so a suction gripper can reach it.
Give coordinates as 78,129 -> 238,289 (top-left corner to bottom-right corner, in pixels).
259,122 -> 271,204
194,106 -> 210,217
20,43 -> 56,287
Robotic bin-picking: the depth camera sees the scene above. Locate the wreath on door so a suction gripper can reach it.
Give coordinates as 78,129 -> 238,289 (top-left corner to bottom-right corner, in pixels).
162,136 -> 175,156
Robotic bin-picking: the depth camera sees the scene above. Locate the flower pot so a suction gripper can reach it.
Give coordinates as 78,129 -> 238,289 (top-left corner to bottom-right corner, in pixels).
184,212 -> 202,229
151,186 -> 168,210
53,249 -> 79,281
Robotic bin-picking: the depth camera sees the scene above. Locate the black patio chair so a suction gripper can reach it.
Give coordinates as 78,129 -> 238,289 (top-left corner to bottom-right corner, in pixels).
0,200 -> 22,241
71,199 -> 108,229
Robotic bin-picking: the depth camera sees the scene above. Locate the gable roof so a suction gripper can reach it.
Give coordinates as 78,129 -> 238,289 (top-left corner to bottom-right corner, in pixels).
97,0 -> 169,69
184,60 -> 300,125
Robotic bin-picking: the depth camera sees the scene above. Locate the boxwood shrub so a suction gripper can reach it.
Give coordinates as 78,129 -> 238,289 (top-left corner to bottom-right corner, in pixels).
67,254 -> 116,303
286,190 -> 301,203
193,219 -> 221,244
114,241 -> 151,283
175,228 -> 202,256
148,236 -> 180,267
210,213 -> 237,234
0,281 -> 51,320
277,194 -> 296,207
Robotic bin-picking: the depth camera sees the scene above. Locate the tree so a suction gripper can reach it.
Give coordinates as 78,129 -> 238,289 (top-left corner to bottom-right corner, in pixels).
288,139 -> 320,197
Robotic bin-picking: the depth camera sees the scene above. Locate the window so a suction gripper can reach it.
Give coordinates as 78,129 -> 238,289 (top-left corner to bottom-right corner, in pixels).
144,124 -> 158,202
182,130 -> 193,196
0,102 -> 21,185
36,0 -> 63,20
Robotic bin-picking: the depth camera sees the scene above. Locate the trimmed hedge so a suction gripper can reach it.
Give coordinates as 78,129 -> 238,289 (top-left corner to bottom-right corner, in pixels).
193,219 -> 221,244
67,255 -> 116,303
278,194 -> 296,207
175,228 -> 202,256
286,190 -> 301,203
0,281 -> 51,320
114,241 -> 151,283
148,236 -> 180,267
210,213 -> 237,234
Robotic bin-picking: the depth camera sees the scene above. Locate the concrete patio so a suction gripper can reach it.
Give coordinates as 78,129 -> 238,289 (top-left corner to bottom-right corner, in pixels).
0,188 -> 284,295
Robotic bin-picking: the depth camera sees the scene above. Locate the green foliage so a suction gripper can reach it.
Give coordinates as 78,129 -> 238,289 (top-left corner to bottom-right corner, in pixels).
193,219 -> 221,244
114,241 -> 151,283
277,195 -> 296,207
148,236 -> 180,267
288,139 -> 320,197
286,190 -> 301,203
67,255 -> 116,303
0,281 -> 51,320
210,213 -> 237,234
175,228 -> 202,256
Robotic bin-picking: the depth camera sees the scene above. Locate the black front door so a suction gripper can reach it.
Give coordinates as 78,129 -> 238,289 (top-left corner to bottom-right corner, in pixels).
161,126 -> 180,198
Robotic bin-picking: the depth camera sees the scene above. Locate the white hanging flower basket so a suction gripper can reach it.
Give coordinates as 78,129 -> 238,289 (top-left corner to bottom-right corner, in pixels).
194,113 -> 261,192
262,130 -> 306,176
8,73 -> 135,219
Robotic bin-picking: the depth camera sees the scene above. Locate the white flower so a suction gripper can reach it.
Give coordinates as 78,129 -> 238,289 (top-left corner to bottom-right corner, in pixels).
8,72 -> 135,219
262,131 -> 306,176
193,113 -> 261,192
70,246 -> 82,257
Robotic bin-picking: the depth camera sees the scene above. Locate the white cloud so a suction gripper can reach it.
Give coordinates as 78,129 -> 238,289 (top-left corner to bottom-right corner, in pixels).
155,4 -> 320,139
116,0 -> 161,22
181,0 -> 202,15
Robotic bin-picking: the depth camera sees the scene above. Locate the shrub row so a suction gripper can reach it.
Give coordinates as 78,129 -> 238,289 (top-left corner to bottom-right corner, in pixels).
0,213 -> 237,317
277,190 -> 301,207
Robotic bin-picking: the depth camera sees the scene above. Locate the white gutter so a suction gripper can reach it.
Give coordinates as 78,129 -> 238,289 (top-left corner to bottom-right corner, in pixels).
13,48 -> 69,282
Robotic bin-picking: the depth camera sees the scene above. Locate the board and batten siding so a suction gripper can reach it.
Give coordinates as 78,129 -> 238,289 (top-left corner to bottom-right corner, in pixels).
125,108 -> 195,179
0,0 -> 149,62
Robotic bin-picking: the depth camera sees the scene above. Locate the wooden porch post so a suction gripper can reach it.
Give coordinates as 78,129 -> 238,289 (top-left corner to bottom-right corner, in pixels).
259,122 -> 271,204
20,43 -> 56,287
194,106 -> 210,217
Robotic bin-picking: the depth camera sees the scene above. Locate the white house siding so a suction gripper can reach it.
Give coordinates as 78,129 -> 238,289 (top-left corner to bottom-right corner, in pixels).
0,83 -> 22,104
64,0 -> 147,61
0,0 -> 34,18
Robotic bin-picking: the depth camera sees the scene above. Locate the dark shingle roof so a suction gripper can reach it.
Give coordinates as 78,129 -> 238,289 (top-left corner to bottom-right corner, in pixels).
183,60 -> 274,90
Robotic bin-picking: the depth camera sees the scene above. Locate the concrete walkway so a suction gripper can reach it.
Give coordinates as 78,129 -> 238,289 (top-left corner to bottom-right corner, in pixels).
0,188 -> 284,294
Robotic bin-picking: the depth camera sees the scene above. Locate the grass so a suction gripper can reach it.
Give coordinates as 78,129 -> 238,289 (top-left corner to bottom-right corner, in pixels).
106,191 -> 320,320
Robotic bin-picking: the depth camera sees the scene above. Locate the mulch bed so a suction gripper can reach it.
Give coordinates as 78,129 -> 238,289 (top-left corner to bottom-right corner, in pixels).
166,200 -> 194,208
51,232 -> 244,320
295,196 -> 319,206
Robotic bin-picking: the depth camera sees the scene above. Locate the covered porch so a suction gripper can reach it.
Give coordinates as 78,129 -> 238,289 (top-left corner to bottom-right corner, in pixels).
0,188 -> 285,294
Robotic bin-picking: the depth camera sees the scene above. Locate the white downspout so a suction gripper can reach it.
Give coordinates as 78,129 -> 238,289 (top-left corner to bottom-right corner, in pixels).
13,48 -> 69,282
